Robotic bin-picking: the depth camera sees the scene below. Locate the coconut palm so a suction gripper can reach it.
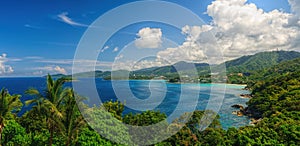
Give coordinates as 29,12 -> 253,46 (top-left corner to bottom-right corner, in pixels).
26,74 -> 72,146
62,88 -> 86,146
0,88 -> 22,145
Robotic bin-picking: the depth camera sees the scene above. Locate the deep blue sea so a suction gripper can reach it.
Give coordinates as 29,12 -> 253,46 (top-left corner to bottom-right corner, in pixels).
0,77 -> 250,130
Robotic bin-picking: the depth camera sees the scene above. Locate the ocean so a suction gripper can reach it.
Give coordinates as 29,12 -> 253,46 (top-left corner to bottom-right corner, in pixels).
0,77 -> 250,130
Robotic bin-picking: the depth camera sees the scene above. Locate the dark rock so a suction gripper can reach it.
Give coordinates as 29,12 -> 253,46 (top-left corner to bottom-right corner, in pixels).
231,104 -> 244,110
240,94 -> 252,98
232,111 -> 238,115
237,111 -> 244,116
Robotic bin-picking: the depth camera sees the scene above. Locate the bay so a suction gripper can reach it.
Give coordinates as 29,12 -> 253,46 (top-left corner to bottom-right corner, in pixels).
0,77 -> 250,130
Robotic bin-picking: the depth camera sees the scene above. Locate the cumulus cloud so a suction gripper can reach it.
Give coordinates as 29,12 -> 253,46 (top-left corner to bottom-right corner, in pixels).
287,0 -> 300,48
111,0 -> 300,71
157,0 -> 300,64
157,41 -> 207,64
131,59 -> 169,70
289,0 -> 300,16
135,27 -> 163,49
156,25 -> 215,64
0,54 -> 14,75
57,12 -> 88,27
54,66 -> 67,74
207,0 -> 299,57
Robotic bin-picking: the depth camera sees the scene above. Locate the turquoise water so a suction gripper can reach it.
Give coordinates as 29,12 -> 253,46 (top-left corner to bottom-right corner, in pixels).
0,77 -> 250,129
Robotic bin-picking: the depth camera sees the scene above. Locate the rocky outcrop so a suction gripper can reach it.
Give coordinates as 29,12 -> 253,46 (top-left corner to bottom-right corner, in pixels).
232,111 -> 238,115
237,111 -> 243,116
232,110 -> 244,116
240,94 -> 252,98
231,104 -> 251,117
231,104 -> 244,110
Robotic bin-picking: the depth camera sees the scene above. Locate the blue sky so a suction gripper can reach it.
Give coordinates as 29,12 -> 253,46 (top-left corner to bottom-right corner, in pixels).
0,0 -> 297,76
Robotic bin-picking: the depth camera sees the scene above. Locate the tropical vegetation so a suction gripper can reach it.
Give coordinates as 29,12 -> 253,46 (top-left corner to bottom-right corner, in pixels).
1,51 -> 300,145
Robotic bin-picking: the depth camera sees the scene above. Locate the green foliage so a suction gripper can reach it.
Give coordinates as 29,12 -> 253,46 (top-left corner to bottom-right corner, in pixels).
25,74 -> 72,146
19,109 -> 47,133
76,127 -> 114,146
123,110 -> 167,126
242,65 -> 300,145
83,106 -> 132,145
61,88 -> 86,146
161,110 -> 224,146
225,51 -> 300,73
247,57 -> 300,89
247,70 -> 300,118
0,88 -> 22,144
123,110 -> 169,145
1,120 -> 31,146
30,130 -> 50,146
102,100 -> 124,120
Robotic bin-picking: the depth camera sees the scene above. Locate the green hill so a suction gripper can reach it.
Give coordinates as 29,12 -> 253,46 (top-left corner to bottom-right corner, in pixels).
131,61 -> 210,76
49,51 -> 300,83
247,57 -> 300,89
72,70 -> 109,78
224,51 -> 300,73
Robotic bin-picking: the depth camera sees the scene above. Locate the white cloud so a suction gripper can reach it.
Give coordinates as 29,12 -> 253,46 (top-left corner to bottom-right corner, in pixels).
54,66 -> 67,74
32,70 -> 43,76
113,47 -> 119,52
114,54 -> 124,60
135,27 -> 163,49
155,25 -> 214,64
24,56 -> 44,60
156,0 -> 300,64
100,46 -> 109,53
71,61 -> 113,73
131,59 -> 169,70
206,0 -> 299,57
287,0 -> 300,48
157,41 -> 207,64
35,65 -> 67,75
57,12 -> 88,27
112,59 -> 169,71
289,0 -> 300,16
112,60 -> 135,71
0,53 -> 14,75
34,59 -> 101,65
24,24 -> 41,29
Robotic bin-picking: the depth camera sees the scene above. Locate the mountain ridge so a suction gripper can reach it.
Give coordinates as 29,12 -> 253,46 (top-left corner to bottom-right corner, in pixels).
49,51 -> 300,81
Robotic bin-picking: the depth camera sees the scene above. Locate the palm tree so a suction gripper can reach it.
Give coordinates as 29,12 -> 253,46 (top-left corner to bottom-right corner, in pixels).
26,74 -> 72,146
62,88 -> 86,146
0,88 -> 22,145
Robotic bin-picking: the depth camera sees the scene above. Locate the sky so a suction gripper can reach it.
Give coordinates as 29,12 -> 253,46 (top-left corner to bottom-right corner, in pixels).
0,0 -> 299,76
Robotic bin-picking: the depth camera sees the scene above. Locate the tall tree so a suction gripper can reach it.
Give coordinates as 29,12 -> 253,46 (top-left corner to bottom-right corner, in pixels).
0,88 -> 22,145
62,88 -> 86,146
26,75 -> 71,146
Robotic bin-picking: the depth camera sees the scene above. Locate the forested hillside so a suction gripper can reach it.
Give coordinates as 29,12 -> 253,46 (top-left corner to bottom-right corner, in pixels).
53,51 -> 300,84
224,51 -> 300,73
